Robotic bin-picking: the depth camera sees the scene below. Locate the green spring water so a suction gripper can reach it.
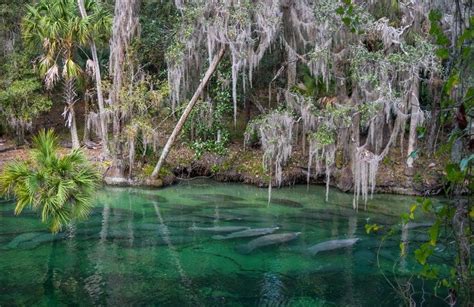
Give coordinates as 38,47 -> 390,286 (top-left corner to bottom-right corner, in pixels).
0,180 -> 450,306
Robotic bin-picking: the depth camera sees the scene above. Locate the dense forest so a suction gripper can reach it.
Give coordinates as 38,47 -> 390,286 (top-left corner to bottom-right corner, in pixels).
0,0 -> 472,305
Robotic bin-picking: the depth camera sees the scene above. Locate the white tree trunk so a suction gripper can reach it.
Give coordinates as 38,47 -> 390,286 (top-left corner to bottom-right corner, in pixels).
406,78 -> 420,169
77,0 -> 109,156
63,78 -> 80,149
151,46 -> 226,179
70,108 -> 80,149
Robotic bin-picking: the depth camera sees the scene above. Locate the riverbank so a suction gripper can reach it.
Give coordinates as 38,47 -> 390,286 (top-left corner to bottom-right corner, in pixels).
0,139 -> 445,196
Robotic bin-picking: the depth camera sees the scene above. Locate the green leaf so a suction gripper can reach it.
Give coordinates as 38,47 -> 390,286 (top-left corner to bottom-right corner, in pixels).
335,6 -> 345,15
465,87 -> 474,110
401,212 -> 410,223
445,163 -> 463,183
422,198 -> 432,212
428,222 -> 439,246
342,17 -> 351,26
459,154 -> 474,172
415,243 -> 434,265
435,48 -> 449,59
420,264 -> 439,279
399,242 -> 406,256
365,223 -> 382,234
428,9 -> 442,22
445,72 -> 460,94
408,150 -> 418,159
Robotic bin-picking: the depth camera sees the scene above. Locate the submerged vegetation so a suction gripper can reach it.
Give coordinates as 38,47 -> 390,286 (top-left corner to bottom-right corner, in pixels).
0,0 -> 472,305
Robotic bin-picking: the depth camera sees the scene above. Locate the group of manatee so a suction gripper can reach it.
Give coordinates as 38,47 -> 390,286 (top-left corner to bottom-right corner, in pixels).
188,225 -> 360,255
183,193 -> 363,255
3,191 -> 435,255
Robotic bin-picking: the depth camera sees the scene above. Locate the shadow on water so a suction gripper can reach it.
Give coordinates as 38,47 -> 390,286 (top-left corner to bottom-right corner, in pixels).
0,181 -> 448,306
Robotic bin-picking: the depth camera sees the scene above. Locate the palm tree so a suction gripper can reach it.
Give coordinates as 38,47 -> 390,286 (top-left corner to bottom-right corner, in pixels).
22,0 -> 111,149
0,130 -> 100,233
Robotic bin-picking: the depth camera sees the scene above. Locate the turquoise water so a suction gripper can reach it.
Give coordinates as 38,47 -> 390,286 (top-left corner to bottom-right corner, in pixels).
0,180 -> 450,306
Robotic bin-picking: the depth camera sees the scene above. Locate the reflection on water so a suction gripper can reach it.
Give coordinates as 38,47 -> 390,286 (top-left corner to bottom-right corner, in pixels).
0,180 -> 449,306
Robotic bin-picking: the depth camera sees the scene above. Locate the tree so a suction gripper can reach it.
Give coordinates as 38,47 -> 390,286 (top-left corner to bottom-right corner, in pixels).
0,51 -> 52,144
106,0 -> 141,178
0,130 -> 100,233
151,46 -> 226,178
22,0 -> 110,149
151,0 -> 281,177
77,0 -> 112,156
0,78 -> 52,144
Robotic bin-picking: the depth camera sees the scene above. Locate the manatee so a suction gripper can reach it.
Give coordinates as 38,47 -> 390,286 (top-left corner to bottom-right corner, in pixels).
197,202 -> 261,209
164,206 -> 201,214
405,222 -> 434,230
236,232 -> 301,254
107,230 -> 141,240
195,213 -> 244,221
408,232 -> 430,242
307,238 -> 359,256
257,198 -> 303,208
188,226 -> 250,233
213,227 -> 279,240
117,236 -> 196,248
5,232 -> 44,249
18,233 -> 68,249
184,193 -> 245,202
130,191 -> 168,203
134,223 -> 162,231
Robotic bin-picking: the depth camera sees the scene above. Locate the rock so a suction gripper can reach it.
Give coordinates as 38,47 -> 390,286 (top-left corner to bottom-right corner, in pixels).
335,149 -> 344,169
404,167 -> 415,177
104,176 -> 130,186
144,178 -> 163,187
84,140 -> 101,149
336,166 -> 353,192
60,140 -> 72,148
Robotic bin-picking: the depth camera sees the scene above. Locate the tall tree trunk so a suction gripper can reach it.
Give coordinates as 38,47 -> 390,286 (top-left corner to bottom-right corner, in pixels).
64,78 -> 80,149
77,0 -> 109,156
107,0 -> 140,177
427,76 -> 442,155
286,42 -> 297,89
151,46 -> 226,179
452,199 -> 471,303
406,77 -> 420,171
70,108 -> 80,149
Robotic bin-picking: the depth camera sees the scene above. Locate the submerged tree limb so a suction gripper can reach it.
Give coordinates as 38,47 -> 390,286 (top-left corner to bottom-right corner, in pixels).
151,45 -> 226,179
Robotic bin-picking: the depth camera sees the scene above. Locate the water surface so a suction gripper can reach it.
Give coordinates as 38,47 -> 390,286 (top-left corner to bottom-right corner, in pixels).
0,180 -> 449,306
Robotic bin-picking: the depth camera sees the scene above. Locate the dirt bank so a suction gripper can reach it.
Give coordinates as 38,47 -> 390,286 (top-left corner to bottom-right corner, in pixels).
0,140 -> 445,196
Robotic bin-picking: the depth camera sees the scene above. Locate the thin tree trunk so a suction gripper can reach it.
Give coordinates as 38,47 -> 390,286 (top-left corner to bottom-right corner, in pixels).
83,98 -> 90,142
151,46 -> 226,179
77,0 -> 109,156
70,108 -> 80,149
64,78 -> 80,149
108,0 -> 140,174
452,198 -> 471,303
406,78 -> 420,170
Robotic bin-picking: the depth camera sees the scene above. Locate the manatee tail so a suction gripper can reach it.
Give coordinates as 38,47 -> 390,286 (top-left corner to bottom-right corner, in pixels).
235,244 -> 253,254
212,235 -> 226,240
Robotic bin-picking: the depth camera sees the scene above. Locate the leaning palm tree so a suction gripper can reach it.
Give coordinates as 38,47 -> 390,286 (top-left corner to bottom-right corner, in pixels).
22,0 -> 111,149
0,130 -> 100,233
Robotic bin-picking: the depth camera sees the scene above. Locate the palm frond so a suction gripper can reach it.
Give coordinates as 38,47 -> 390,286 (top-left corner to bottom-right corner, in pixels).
0,129 -> 99,233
